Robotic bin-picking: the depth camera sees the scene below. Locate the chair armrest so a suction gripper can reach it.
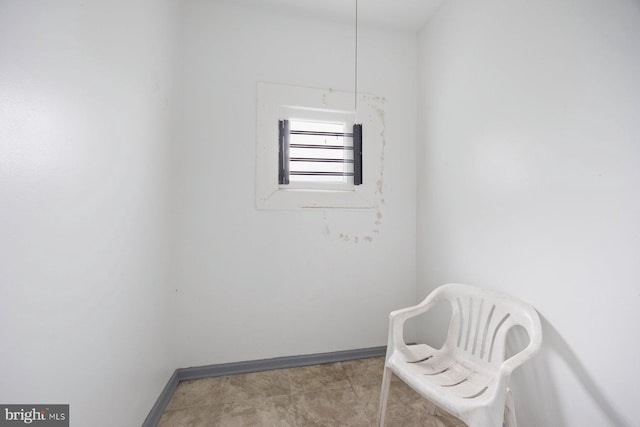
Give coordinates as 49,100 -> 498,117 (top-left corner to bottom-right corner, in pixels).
496,335 -> 542,390
387,291 -> 444,351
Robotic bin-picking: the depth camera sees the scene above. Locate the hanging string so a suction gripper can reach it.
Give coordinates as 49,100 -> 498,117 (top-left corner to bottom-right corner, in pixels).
354,0 -> 358,113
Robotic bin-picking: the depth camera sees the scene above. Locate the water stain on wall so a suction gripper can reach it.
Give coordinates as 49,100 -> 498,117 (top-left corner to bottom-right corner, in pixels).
323,94 -> 387,244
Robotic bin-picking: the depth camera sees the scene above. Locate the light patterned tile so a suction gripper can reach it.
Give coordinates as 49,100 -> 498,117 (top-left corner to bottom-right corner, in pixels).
159,358 -> 468,427
158,403 -> 224,427
342,357 -> 385,387
355,373 -> 440,426
166,377 -> 229,410
352,382 -> 383,424
287,362 -> 351,394
292,387 -> 370,427
219,396 -> 296,427
394,415 -> 450,427
224,369 -> 291,403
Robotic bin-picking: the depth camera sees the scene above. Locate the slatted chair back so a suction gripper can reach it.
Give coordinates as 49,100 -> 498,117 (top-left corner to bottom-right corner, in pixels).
439,284 -> 541,369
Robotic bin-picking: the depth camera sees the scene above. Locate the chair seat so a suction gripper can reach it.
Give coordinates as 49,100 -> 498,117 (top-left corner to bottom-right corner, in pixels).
387,344 -> 497,418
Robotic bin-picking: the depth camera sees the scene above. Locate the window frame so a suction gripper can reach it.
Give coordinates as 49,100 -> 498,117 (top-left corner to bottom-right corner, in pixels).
256,82 -> 382,210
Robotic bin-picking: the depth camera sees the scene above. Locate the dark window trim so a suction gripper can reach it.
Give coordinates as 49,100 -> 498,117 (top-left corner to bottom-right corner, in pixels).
278,120 -> 290,185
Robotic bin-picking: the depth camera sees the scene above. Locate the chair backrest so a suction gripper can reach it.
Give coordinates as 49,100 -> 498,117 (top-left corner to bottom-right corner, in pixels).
434,284 -> 542,369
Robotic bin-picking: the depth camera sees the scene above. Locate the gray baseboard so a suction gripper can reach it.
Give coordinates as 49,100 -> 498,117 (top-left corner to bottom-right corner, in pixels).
142,346 -> 386,427
143,370 -> 179,427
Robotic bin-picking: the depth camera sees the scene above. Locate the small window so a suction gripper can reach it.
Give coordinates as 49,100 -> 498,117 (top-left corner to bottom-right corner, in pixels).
278,118 -> 362,187
256,82 -> 383,210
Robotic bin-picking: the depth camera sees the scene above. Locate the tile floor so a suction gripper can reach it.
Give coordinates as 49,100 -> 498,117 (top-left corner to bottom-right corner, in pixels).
158,357 -> 466,426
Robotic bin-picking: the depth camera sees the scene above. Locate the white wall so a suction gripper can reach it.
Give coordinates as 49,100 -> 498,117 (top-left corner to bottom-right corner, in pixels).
9,0 -> 636,424
172,0 -> 417,367
417,0 -> 640,426
0,1 -> 179,426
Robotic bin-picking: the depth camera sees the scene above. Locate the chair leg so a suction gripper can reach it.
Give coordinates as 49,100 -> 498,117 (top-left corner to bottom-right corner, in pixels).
504,388 -> 517,427
378,367 -> 392,426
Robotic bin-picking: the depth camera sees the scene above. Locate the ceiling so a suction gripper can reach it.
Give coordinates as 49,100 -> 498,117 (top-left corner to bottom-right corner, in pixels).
226,0 -> 445,32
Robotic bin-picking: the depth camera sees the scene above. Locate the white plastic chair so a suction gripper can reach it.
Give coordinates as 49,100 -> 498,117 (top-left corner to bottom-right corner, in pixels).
378,283 -> 542,427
